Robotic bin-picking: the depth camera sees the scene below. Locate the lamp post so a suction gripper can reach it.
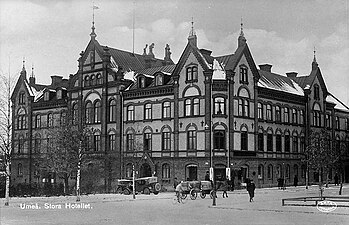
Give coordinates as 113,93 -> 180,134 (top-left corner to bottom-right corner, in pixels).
205,123 -> 216,206
132,164 -> 136,199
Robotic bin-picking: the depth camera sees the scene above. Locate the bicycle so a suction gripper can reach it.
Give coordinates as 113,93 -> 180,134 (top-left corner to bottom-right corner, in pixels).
172,192 -> 186,204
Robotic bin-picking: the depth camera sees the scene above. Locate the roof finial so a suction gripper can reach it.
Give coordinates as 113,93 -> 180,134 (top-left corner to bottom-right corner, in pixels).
313,46 -> 317,63
189,17 -> 196,37
31,63 -> 34,78
22,57 -> 25,70
240,17 -> 244,37
90,2 -> 99,39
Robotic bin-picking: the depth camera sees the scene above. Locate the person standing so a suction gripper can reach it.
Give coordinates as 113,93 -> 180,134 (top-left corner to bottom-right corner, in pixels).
334,173 -> 339,186
205,171 -> 210,181
173,177 -> 179,190
222,177 -> 229,198
293,175 -> 298,187
246,180 -> 256,202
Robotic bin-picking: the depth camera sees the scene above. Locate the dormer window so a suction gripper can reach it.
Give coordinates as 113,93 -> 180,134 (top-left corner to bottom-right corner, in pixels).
239,65 -> 248,84
138,77 -> 145,88
156,75 -> 163,86
44,92 -> 50,101
186,64 -> 198,82
57,89 -> 62,100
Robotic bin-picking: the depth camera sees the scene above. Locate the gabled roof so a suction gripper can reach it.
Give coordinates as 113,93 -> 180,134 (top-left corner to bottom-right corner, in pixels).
293,66 -> 328,95
136,64 -> 176,76
258,70 -> 304,96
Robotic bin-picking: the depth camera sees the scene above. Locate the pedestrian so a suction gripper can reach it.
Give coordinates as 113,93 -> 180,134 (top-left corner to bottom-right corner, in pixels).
246,180 -> 256,202
175,181 -> 184,203
205,171 -> 210,181
222,177 -> 229,198
334,173 -> 339,186
173,177 -> 179,190
293,175 -> 298,187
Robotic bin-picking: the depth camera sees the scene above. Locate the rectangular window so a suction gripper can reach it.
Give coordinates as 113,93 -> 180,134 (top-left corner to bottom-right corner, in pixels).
258,133 -> 264,151
214,97 -> 225,115
276,134 -> 282,152
267,134 -> 273,152
126,134 -> 134,151
193,98 -> 199,116
336,117 -> 340,129
258,103 -> 263,119
284,108 -> 289,123
127,106 -> 134,121
241,131 -> 248,150
266,105 -> 272,121
94,135 -> 100,151
292,136 -> 298,153
36,115 -> 41,128
300,110 -> 304,124
108,134 -> 115,151
162,132 -> 171,151
187,131 -> 197,150
162,102 -> 171,118
292,109 -> 297,124
144,104 -> 152,120
275,106 -> 281,122
144,133 -> 152,151
239,67 -> 248,84
285,135 -> 290,152
185,99 -> 191,116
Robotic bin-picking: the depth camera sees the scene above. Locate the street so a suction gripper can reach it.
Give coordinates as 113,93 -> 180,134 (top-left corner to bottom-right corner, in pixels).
1,185 -> 349,225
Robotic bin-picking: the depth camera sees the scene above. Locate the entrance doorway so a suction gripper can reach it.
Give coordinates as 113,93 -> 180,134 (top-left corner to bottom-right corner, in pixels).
186,165 -> 197,181
140,163 -> 151,177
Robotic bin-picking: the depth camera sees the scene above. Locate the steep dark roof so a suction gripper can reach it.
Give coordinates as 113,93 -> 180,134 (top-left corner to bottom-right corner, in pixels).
215,54 -> 235,68
136,64 -> 176,76
105,46 -> 172,72
258,70 -> 304,96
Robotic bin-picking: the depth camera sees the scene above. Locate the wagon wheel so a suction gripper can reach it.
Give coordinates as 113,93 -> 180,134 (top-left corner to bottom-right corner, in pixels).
123,188 -> 131,195
181,193 -> 187,199
143,187 -> 150,195
190,189 -> 197,200
200,192 -> 206,199
116,187 -> 123,194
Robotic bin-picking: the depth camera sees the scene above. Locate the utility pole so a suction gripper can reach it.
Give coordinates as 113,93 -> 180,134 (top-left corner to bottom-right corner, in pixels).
132,164 -> 136,199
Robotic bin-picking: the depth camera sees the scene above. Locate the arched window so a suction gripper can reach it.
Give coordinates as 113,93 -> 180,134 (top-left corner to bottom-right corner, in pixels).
162,101 -> 171,118
126,131 -> 134,152
258,130 -> 264,151
300,110 -> 304,124
162,164 -> 170,179
144,130 -> 152,151
276,131 -> 282,152
72,103 -> 78,124
275,106 -> 281,122
213,129 -> 226,150
93,133 -> 101,151
293,164 -> 299,177
276,164 -> 282,179
285,164 -> 290,179
313,103 -> 321,127
284,132 -> 290,152
284,107 -> 289,123
187,127 -> 197,151
239,65 -> 248,84
18,163 -> 23,176
35,115 -> 41,128
258,164 -> 264,180
90,74 -> 96,86
33,134 -> 41,154
108,131 -> 116,151
314,84 -> 320,100
47,113 -> 53,127
267,164 -> 273,180
186,65 -> 198,82
94,101 -> 101,123
144,103 -> 152,120
258,103 -> 263,119
292,109 -> 298,124
267,129 -> 273,152
85,102 -> 93,124
19,92 -> 25,104
241,127 -> 248,150
292,135 -> 298,153
301,165 -> 306,178
109,99 -> 117,122
335,116 -> 340,130
266,104 -> 272,121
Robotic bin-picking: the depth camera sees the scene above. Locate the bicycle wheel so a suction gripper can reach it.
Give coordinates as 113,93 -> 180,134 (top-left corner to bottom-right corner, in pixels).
200,192 -> 206,199
190,189 -> 197,200
181,193 -> 187,200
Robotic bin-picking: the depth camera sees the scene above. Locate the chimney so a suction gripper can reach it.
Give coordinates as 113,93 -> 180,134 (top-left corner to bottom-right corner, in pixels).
286,72 -> 298,78
259,64 -> 272,72
51,75 -> 63,86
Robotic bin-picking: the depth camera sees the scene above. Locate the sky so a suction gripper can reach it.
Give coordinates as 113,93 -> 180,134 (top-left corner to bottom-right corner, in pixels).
1,0 -> 348,106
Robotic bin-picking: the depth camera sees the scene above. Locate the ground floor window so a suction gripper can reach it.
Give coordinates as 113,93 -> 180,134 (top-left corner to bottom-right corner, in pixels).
162,164 -> 170,179
186,165 -> 197,181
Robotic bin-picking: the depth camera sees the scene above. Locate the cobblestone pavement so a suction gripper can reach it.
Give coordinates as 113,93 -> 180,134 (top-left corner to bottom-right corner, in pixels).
1,184 -> 348,225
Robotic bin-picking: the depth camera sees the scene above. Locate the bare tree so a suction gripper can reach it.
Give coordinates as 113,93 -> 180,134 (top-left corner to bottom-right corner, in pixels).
0,71 -> 17,206
37,113 -> 90,200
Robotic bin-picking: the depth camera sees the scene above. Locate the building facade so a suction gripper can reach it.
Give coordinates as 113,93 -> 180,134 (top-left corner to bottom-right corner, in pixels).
11,23 -> 349,193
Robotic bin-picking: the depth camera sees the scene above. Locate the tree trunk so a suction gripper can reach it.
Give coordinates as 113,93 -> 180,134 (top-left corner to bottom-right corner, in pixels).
63,173 -> 69,195
4,163 -> 10,206
325,170 -> 329,188
305,164 -> 309,189
76,161 -> 81,201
